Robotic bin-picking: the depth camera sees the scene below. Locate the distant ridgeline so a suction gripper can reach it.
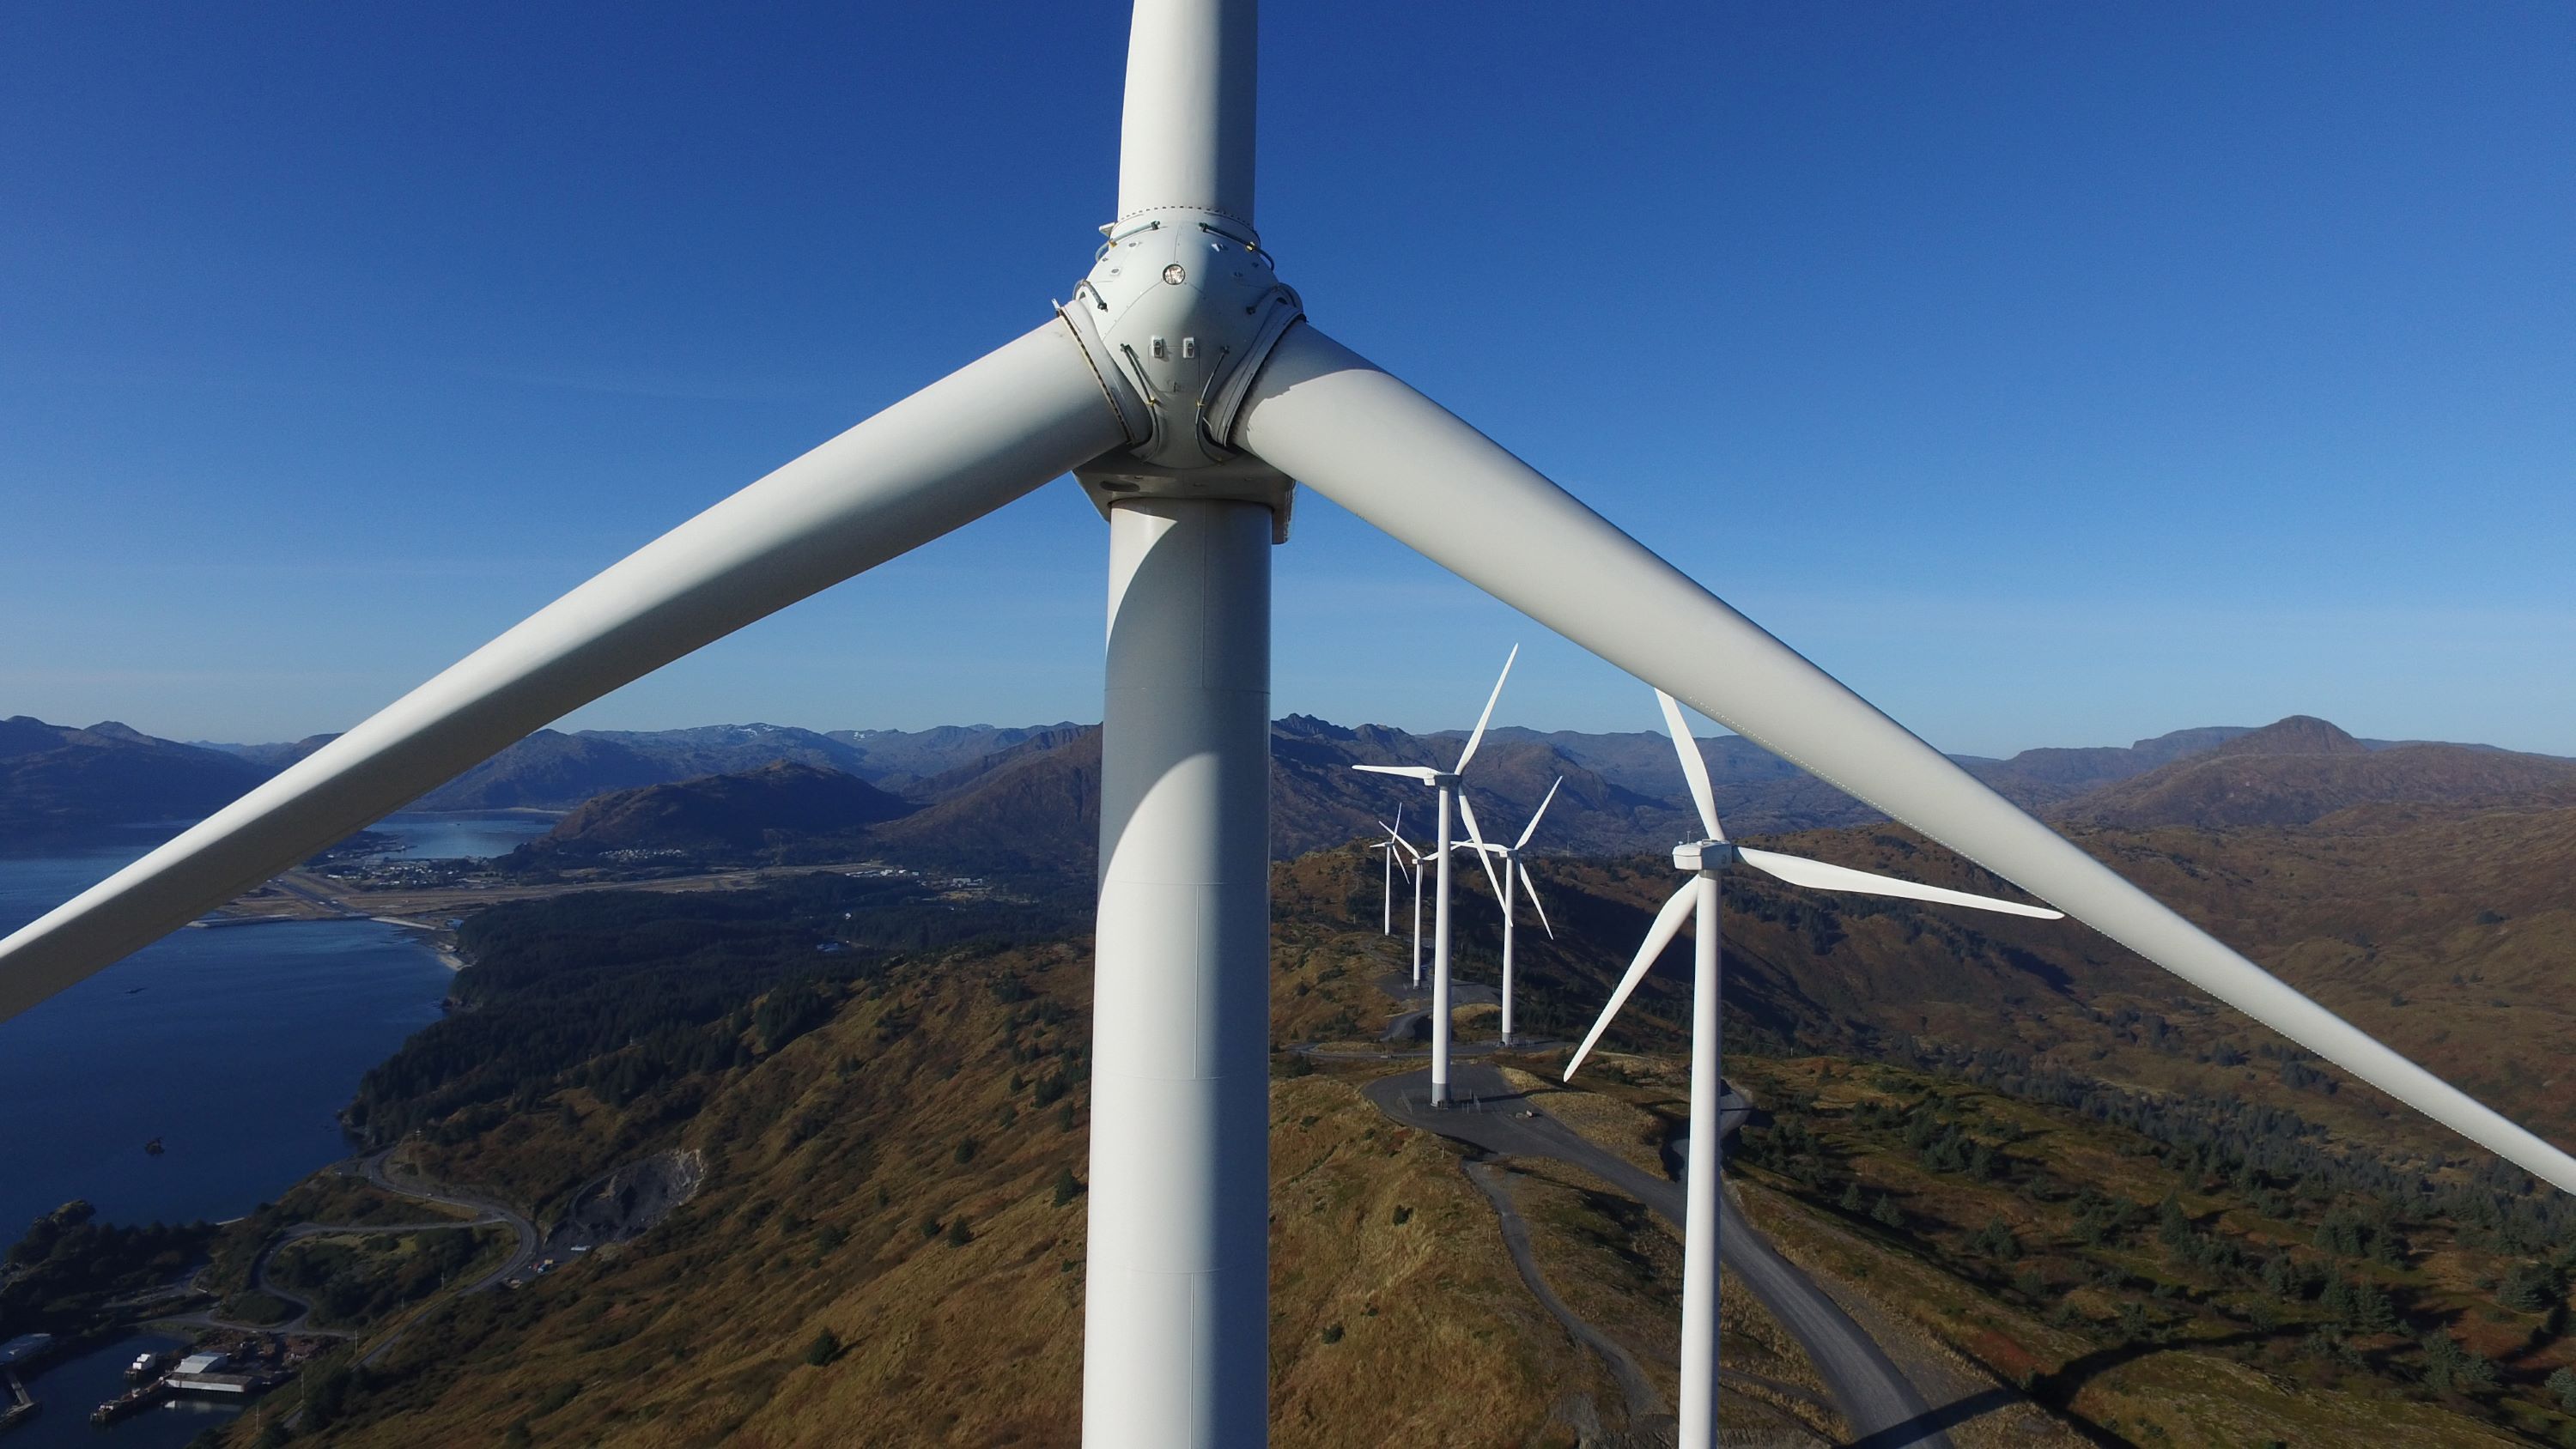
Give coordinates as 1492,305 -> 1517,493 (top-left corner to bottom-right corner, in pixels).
6,710 -> 2573,873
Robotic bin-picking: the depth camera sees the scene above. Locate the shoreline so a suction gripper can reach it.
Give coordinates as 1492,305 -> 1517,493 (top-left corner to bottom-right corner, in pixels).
376,919 -> 468,974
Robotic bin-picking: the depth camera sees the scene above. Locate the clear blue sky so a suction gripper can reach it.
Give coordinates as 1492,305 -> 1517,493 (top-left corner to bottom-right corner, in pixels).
3,2 -> 2568,756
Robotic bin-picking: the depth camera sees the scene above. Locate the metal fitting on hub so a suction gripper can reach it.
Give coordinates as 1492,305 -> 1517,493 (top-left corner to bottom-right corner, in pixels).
1060,208 -> 1304,472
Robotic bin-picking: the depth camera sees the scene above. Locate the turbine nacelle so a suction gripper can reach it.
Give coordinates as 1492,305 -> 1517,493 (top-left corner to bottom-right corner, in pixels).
1673,840 -> 1735,875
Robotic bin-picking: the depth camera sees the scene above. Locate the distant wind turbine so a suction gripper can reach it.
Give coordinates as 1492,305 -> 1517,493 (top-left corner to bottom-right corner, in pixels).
1354,646 -> 1515,1106
1372,815 -> 1428,985
1457,775 -> 1561,1046
1564,691 -> 2064,1449
1370,806 -> 1406,937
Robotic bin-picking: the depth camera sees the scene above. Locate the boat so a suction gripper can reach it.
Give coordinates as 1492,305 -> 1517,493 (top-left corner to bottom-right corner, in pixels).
144,1137 -> 165,1156
126,1350 -> 165,1380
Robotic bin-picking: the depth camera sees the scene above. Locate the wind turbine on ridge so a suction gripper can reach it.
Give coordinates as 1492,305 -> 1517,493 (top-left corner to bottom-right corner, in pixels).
1370,806 -> 1406,936
6,3 -> 2576,1444
1371,814 -> 1428,985
1456,775 -> 1561,1046
1352,646 -> 1515,1107
1564,691 -> 2065,1449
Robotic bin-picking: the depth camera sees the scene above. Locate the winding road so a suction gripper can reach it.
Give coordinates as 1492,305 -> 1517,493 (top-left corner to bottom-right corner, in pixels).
1370,1063 -> 1956,1448
158,1149 -> 540,1366
356,1149 -> 541,1293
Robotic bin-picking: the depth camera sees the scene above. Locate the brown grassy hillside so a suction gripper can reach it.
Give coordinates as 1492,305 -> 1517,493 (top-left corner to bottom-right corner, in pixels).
225,886 -> 1831,1447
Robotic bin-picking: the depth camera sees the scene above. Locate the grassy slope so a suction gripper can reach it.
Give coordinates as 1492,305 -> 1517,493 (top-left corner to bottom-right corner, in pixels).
1720,1053 -> 2576,1447
229,881 -> 1828,1447
1493,802 -> 2576,1171
190,797 -> 2576,1446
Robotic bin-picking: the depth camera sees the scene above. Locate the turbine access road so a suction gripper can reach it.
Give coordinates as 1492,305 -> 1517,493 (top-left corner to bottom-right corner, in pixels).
1369,1063 -> 1957,1449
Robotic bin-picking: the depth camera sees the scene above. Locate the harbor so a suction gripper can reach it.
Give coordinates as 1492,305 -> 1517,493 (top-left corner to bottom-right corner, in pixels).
88,1335 -> 319,1428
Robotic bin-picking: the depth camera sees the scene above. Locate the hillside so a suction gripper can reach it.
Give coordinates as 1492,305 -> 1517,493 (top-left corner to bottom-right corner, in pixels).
160,808 -> 2576,1449
827,722 -> 1090,794
0,714 -> 269,834
215,874 -> 1841,1448
2068,717 -> 2576,829
519,761 -> 915,862
414,725 -> 889,811
866,729 -> 1104,870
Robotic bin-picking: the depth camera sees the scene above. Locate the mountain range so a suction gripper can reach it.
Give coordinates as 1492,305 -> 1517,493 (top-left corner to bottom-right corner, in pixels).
497,713 -> 2576,883
7,710 -> 2570,861
0,716 -> 269,836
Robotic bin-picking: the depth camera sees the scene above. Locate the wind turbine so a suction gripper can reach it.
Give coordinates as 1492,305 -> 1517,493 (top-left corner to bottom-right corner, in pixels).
1372,816 -> 1429,985
1564,691 -> 2065,1449
4,3 -> 2576,1446
1353,646 -> 1516,1107
1370,807 -> 1406,937
1458,776 -> 1563,1046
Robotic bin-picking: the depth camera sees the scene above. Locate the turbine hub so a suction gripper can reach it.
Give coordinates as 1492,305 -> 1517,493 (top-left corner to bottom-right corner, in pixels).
1674,840 -> 1735,875
1061,209 -> 1303,473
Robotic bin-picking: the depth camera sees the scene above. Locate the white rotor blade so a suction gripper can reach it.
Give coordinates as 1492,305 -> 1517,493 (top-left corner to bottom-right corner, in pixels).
0,320 -> 1125,1024
1236,319 -> 2576,1194
1116,0 -> 1257,224
1453,643 -> 1518,773
1518,862 -> 1556,941
1564,880 -> 1697,1080
1514,775 -> 1563,851
1656,689 -> 1724,841
1353,764 -> 1442,782
1738,846 -> 2063,919
1455,793 -> 1507,904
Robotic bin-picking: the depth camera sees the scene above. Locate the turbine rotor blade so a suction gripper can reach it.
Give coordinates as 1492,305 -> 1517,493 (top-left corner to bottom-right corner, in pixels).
0,320 -> 1127,1024
1515,775 -> 1563,851
1519,863 -> 1555,940
1456,793 -> 1507,903
1453,644 -> 1518,773
1353,764 -> 1442,781
1116,0 -> 1258,223
1236,319 -> 2576,1195
1656,689 -> 1725,841
1737,846 -> 2064,919
1564,881 -> 1697,1079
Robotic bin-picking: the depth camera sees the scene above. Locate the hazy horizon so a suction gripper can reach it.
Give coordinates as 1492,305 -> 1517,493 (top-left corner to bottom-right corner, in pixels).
21,701 -> 2567,769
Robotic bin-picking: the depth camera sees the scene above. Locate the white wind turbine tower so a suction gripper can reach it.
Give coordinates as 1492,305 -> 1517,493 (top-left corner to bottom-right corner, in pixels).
1352,646 -> 1516,1107
1564,690 -> 2065,1449
5,3 -> 2576,1444
1458,775 -> 1563,1046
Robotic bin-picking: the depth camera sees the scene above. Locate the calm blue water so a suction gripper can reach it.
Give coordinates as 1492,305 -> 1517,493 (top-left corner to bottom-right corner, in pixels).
0,837 -> 455,1240
361,810 -> 554,861
8,1333 -> 240,1448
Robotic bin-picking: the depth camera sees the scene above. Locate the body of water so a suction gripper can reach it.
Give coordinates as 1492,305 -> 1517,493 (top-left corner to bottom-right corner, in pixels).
6,1334 -> 243,1449
361,810 -> 555,862
0,832 -> 458,1238
0,814 -> 556,1441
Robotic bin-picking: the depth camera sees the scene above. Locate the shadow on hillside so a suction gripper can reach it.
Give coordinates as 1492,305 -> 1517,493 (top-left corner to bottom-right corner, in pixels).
2003,1328 -> 2274,1446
